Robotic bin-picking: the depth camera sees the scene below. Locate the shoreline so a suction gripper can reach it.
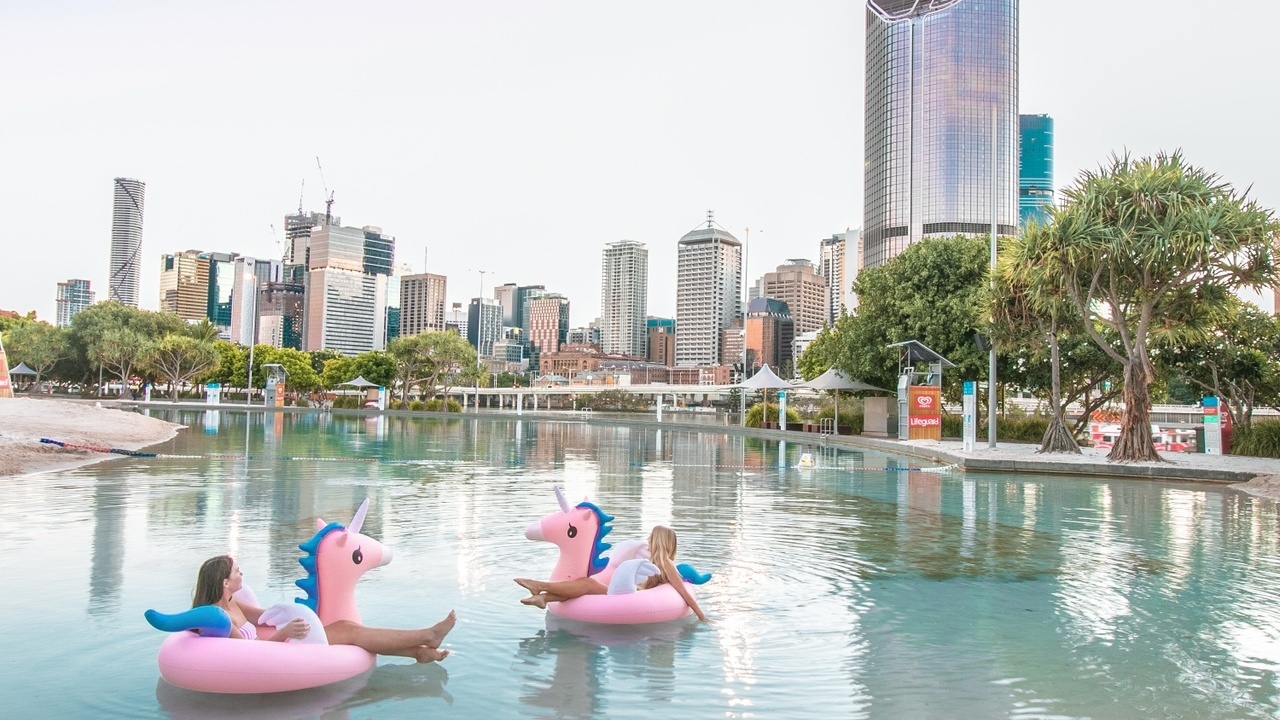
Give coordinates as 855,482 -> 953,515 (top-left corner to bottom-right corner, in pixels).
0,398 -> 185,478
12,398 -> 1275,500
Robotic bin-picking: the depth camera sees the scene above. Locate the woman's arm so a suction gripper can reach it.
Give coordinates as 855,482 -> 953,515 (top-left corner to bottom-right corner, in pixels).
233,599 -> 265,625
662,559 -> 708,622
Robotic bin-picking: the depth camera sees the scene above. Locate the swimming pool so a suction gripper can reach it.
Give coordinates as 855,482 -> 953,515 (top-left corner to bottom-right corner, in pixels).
1,410 -> 1277,718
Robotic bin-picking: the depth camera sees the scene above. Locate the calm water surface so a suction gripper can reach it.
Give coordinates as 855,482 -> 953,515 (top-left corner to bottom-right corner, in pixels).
1,410 -> 1278,719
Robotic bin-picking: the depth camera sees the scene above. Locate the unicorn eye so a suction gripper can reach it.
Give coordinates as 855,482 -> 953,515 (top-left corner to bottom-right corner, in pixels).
567,524 -> 578,539
352,548 -> 363,565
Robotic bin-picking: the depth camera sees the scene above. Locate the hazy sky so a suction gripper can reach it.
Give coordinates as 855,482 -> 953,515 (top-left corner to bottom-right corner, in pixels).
2,0 -> 1277,325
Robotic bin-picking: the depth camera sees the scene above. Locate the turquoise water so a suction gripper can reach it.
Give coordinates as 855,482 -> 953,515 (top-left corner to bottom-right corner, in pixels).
2,410 -> 1279,719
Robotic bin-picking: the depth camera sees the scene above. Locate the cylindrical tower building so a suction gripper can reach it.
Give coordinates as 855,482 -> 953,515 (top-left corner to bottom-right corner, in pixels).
863,0 -> 1019,269
109,177 -> 146,307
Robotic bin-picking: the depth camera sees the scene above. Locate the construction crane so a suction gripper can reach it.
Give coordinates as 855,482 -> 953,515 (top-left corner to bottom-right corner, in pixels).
316,156 -> 335,225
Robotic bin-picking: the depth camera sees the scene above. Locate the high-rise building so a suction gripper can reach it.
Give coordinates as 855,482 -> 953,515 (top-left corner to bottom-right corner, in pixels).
229,257 -> 281,346
525,293 -> 570,362
720,318 -> 744,368
514,285 -> 546,336
761,259 -> 827,336
55,279 -> 94,328
284,211 -> 330,269
108,177 -> 145,307
303,223 -> 393,355
467,298 -> 503,356
863,0 -> 1019,269
399,273 -> 448,336
159,250 -> 209,321
362,226 -> 395,277
646,317 -> 675,366
258,281 -> 305,350
818,234 -> 848,325
675,222 -> 742,366
599,240 -> 648,357
745,298 -> 795,373
494,283 -> 519,327
1019,113 -> 1054,225
204,251 -> 239,332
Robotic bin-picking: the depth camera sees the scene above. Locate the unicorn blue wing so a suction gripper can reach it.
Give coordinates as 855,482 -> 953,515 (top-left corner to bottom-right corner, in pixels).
144,605 -> 233,637
676,563 -> 712,585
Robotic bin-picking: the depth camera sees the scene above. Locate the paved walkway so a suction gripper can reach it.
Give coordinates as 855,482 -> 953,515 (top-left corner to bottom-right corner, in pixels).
822,434 -> 1277,484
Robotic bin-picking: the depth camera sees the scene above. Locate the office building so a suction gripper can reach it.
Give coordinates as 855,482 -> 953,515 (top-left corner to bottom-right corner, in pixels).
818,233 -> 849,325
362,227 -> 395,277
760,259 -> 828,336
745,298 -> 795,373
600,240 -> 648,357
646,317 -> 675,366
495,283 -> 519,327
303,223 -> 393,355
284,211 -> 330,269
229,257 -> 280,346
399,273 -> 448,336
159,250 -> 209,321
204,251 -> 238,332
720,318 -> 744,369
526,293 -> 570,371
467,298 -> 503,356
567,323 -> 601,347
108,177 -> 145,307
514,285 -> 547,336
1019,113 -> 1054,225
863,0 -> 1019,269
675,222 -> 742,366
55,279 -> 94,328
258,281 -> 305,350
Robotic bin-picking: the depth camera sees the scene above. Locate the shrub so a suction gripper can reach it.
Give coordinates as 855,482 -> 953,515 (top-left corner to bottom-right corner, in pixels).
444,398 -> 462,413
815,407 -> 865,434
408,400 -> 425,411
294,398 -> 309,408
942,414 -> 1050,443
424,399 -> 444,412
745,402 -> 800,428
1232,420 -> 1280,459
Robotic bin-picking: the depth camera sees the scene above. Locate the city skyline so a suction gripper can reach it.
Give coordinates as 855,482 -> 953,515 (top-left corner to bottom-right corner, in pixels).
3,1 -> 1278,322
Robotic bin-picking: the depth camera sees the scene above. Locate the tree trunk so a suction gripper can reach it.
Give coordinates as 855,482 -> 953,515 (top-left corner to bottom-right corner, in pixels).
1039,334 -> 1081,454
1108,358 -> 1164,462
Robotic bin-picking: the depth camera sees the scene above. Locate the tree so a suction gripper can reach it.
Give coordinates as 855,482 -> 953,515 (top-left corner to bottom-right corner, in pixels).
262,347 -> 322,393
308,349 -> 345,375
183,319 -> 221,343
145,335 -> 219,401
6,321 -> 70,387
69,302 -> 185,393
1038,152 -> 1278,462
798,236 -> 994,395
93,328 -> 152,393
1158,298 -> 1280,427
386,332 -> 477,403
203,341 -> 246,389
321,357 -> 356,390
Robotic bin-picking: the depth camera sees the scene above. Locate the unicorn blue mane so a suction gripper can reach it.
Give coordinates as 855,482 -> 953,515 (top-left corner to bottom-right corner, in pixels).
576,501 -> 614,576
294,521 -> 344,611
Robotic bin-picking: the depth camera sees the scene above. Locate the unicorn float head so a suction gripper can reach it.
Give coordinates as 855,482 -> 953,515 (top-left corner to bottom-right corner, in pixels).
296,498 -> 392,626
525,486 -> 616,583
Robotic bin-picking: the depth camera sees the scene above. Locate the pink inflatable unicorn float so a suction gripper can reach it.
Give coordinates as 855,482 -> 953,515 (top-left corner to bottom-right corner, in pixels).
523,486 -> 711,625
145,499 -> 411,694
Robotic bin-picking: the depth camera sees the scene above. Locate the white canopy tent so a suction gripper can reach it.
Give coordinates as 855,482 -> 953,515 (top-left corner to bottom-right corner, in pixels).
800,368 -> 890,433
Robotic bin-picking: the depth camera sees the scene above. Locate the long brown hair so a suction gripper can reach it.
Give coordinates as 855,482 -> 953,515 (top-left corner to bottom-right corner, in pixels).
193,555 -> 233,607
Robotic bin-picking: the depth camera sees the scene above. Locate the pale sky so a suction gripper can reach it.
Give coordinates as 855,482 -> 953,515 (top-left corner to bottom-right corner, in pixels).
2,0 -> 1276,325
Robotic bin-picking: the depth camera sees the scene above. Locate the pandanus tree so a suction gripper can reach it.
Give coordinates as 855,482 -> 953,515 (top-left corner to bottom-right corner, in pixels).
1034,152 -> 1278,462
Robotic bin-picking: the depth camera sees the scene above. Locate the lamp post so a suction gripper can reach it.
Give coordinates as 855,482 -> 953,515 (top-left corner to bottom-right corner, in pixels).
740,227 -> 751,426
988,105 -> 998,449
245,260 -> 259,406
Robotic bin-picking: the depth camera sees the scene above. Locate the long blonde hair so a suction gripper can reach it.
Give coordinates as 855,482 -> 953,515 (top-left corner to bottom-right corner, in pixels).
642,526 -> 679,590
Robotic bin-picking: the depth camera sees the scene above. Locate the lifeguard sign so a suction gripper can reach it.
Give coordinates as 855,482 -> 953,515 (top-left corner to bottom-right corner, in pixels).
888,340 -> 954,441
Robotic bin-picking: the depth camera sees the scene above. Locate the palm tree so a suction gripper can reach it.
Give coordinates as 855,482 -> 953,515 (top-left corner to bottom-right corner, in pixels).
1038,152 -> 1278,462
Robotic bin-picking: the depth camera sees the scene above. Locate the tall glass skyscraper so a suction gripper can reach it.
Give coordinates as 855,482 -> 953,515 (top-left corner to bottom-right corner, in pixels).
1019,113 -> 1054,225
863,0 -> 1019,269
108,177 -> 145,306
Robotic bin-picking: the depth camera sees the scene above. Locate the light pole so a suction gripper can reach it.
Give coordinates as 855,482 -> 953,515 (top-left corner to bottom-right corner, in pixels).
740,227 -> 750,426
988,104 -> 998,449
245,261 -> 258,407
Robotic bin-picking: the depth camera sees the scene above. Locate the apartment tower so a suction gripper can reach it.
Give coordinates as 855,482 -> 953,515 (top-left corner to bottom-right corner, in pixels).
599,240 -> 648,357
108,177 -> 146,306
55,279 -> 94,328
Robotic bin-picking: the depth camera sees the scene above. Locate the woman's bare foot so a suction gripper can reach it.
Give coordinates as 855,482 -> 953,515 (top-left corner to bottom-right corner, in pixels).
520,594 -> 548,609
413,645 -> 450,663
514,578 -> 544,594
423,611 -> 457,647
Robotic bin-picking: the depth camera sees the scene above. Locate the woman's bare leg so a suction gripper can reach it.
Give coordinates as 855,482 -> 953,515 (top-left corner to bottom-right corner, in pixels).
325,611 -> 456,654
514,577 -> 605,600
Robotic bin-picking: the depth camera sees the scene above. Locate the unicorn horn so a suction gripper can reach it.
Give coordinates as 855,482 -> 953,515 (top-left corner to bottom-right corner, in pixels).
554,486 -> 571,514
349,498 -> 370,534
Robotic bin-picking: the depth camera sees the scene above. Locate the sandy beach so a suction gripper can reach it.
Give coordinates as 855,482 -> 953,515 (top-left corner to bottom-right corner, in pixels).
0,398 -> 184,477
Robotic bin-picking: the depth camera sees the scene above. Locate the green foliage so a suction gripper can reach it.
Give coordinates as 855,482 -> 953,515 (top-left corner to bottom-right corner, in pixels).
321,357 -> 355,390
260,347 -> 321,392
308,349 -> 345,375
801,236 -> 990,395
4,321 -> 70,384
745,402 -> 801,428
1231,421 -> 1280,459
577,389 -> 648,412
814,407 -> 864,434
144,335 -> 219,401
940,414 -> 1052,443
349,350 -> 395,388
204,341 -> 246,387
408,400 -> 425,411
444,398 -> 462,412
387,331 -> 478,402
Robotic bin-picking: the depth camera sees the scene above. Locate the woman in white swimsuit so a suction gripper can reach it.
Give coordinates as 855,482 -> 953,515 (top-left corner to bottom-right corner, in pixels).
193,555 -> 455,662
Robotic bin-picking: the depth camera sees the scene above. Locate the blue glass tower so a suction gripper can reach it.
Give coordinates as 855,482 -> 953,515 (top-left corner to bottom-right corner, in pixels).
1018,114 -> 1054,225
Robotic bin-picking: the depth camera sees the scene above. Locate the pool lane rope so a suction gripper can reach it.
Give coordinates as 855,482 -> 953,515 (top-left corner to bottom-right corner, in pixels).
40,438 -> 158,457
